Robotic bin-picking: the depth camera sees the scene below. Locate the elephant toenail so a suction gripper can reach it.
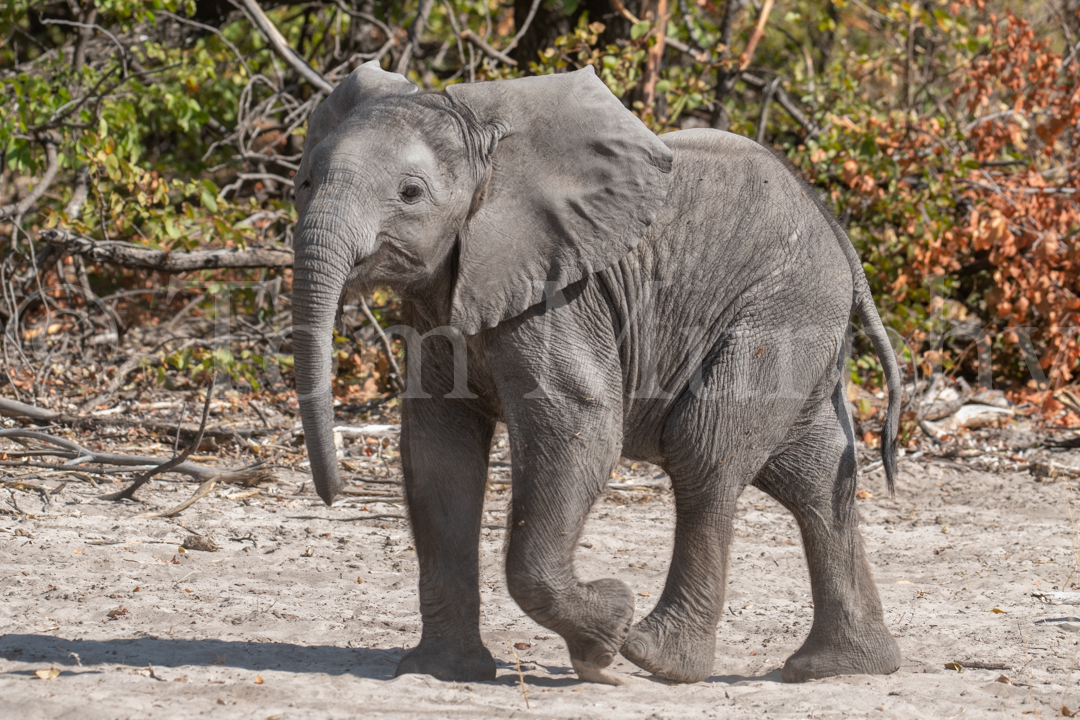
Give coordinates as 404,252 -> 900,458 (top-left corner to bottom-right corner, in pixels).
596,652 -> 614,667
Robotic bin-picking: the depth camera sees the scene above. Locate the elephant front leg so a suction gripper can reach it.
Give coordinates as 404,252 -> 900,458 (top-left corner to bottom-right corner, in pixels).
395,398 -> 496,682
504,442 -> 634,685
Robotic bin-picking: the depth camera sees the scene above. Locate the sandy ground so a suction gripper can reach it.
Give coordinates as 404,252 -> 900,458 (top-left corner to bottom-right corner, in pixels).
3,427 -> 1080,719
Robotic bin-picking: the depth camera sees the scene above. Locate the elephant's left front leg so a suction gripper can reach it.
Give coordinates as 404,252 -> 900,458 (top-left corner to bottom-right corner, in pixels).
395,397 -> 496,681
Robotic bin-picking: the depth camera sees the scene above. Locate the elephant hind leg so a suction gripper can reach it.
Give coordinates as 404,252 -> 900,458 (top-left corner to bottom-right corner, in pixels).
755,381 -> 901,682
620,457 -> 748,683
622,332 -> 806,683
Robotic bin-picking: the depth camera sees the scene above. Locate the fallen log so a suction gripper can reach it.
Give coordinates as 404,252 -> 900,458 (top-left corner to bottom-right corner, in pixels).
40,229 -> 293,271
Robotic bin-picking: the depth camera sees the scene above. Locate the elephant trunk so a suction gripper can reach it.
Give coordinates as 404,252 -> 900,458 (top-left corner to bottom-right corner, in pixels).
292,212 -> 369,505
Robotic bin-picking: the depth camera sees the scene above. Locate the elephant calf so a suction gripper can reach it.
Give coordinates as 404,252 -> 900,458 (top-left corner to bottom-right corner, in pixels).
291,61 -> 903,685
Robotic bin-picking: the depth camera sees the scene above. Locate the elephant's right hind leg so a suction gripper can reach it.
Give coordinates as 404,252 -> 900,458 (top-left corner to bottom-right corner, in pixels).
756,384 -> 901,682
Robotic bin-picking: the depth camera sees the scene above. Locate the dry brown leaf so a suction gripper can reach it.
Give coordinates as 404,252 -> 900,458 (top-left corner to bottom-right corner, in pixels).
254,674 -> 264,685
35,667 -> 60,680
856,490 -> 873,499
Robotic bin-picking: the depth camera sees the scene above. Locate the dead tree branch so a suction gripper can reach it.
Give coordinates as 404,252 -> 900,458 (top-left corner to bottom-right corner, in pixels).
135,476 -> 220,518
40,229 -> 294,271
234,0 -> 335,93
99,378 -> 217,500
0,396 -> 286,440
739,72 -> 820,138
504,0 -> 541,54
755,75 -> 780,144
156,11 -> 254,78
738,0 -> 775,71
0,137 -> 59,222
0,427 -> 269,484
395,0 -> 435,75
641,0 -> 670,114
359,297 -> 405,394
610,0 -> 640,24
459,29 -> 518,66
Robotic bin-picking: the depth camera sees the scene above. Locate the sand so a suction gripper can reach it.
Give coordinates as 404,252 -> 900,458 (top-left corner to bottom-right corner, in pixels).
2,434 -> 1080,719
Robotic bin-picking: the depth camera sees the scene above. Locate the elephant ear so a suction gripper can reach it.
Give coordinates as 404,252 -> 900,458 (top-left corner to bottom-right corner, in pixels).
305,60 -> 417,151
445,66 -> 672,335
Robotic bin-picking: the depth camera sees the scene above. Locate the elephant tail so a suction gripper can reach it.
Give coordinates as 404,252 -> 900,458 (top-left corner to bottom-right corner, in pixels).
851,264 -> 901,498
791,170 -> 902,496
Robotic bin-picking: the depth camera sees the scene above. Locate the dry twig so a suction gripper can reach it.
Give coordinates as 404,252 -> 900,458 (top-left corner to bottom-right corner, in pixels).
459,30 -> 518,66
101,377 -> 216,500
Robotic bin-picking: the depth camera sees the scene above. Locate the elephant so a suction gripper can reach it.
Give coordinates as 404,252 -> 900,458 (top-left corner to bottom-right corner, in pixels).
290,60 -> 904,686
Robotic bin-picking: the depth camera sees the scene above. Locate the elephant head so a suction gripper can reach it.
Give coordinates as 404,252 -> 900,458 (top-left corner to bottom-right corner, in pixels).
291,61 -> 672,505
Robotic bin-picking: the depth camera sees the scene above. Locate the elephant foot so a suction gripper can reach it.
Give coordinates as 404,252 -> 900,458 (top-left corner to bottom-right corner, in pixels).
396,640 -> 496,682
781,620 -> 901,682
620,615 -> 716,683
571,657 -> 623,685
549,578 -> 634,685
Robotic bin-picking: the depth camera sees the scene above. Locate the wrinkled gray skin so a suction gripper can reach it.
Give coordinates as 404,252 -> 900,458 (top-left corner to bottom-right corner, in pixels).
292,61 -> 903,685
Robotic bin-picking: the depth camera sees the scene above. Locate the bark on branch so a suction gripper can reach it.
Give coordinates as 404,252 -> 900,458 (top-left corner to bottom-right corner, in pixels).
234,0 -> 334,93
395,0 -> 435,75
40,229 -> 294,271
641,0 -> 669,113
738,0 -> 775,71
459,29 -> 518,66
739,72 -> 821,138
0,137 -> 59,222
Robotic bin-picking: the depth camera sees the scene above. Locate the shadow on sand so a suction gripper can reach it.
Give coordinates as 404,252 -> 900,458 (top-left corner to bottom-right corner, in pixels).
0,634 -> 402,679
0,633 -> 783,686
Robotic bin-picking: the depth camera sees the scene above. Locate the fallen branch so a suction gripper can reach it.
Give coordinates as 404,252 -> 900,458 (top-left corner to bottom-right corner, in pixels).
78,355 -> 147,414
40,229 -> 294,271
101,376 -> 216,500
0,428 -> 269,483
135,467 -> 275,518
0,397 -> 284,441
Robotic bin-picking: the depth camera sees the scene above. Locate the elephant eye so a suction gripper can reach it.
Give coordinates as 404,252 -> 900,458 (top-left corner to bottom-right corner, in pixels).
299,178 -> 311,190
400,181 -> 424,203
